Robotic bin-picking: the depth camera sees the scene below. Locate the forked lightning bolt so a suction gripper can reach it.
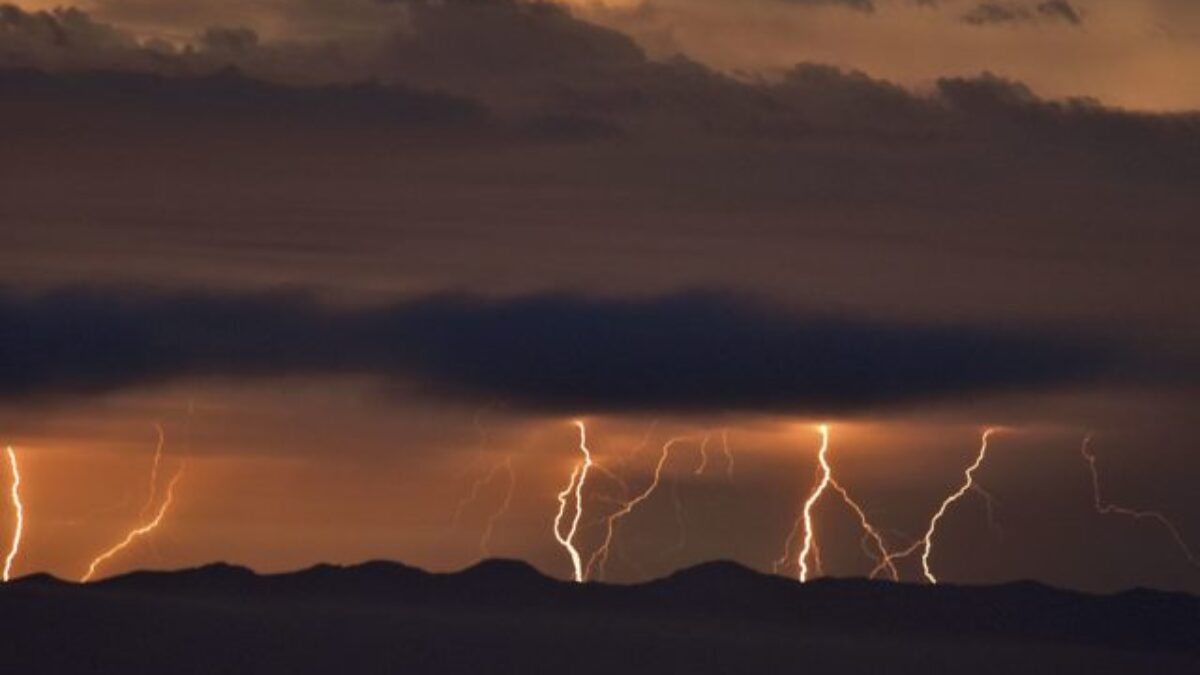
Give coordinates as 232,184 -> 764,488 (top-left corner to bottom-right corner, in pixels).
586,436 -> 695,581
917,428 -> 998,583
827,478 -> 901,581
553,420 -> 594,583
82,466 -> 185,582
796,425 -> 833,582
775,426 -> 898,582
3,446 -> 24,582
871,429 -> 999,582
1081,434 -> 1199,568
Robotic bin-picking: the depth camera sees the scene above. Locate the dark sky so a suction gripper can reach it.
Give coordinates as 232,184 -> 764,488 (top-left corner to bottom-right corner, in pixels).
0,0 -> 1197,593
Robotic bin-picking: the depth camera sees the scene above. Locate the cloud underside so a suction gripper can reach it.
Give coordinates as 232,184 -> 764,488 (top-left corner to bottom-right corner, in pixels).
0,288 -> 1113,413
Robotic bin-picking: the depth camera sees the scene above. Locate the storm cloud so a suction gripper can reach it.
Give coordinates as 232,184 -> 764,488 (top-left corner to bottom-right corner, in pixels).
0,287 -> 1117,413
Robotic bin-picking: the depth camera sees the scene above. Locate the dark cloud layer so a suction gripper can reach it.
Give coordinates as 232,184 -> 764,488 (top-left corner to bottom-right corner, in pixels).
963,1 -> 1083,27
2,2 -> 1195,173
0,287 -> 1116,413
0,66 -> 489,131
777,0 -> 876,13
0,1 -> 1196,409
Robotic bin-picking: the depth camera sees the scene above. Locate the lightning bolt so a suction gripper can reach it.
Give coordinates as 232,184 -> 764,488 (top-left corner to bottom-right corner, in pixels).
451,460 -> 506,531
972,483 -> 1004,541
450,408 -> 501,531
916,428 -> 998,583
553,420 -> 594,583
694,433 -> 711,476
82,465 -> 185,583
3,447 -> 24,583
720,428 -> 734,480
1081,434 -> 1199,568
775,426 -> 900,582
139,423 -> 166,521
827,479 -> 901,581
865,429 -> 1002,582
584,436 -> 696,581
796,425 -> 832,582
478,456 -> 515,558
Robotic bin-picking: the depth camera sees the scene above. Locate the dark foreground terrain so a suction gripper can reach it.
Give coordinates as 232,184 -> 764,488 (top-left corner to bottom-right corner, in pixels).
0,560 -> 1195,674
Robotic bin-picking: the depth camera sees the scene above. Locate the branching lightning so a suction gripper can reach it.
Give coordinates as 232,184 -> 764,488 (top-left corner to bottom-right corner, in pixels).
796,425 -> 833,582
972,483 -> 1004,541
139,423 -> 166,521
82,465 -> 185,583
1081,434 -> 1200,568
452,458 -> 511,531
553,420 -> 594,583
9,408 -> 1190,590
864,430 -> 1003,582
450,410 -> 500,531
694,433 -> 711,476
916,429 -> 998,583
585,436 -> 695,581
479,456 -> 515,557
3,446 -> 25,583
773,426 -> 899,582
827,478 -> 901,581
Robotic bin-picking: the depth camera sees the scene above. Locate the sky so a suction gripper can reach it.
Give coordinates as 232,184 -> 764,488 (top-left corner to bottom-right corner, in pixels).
0,0 -> 1197,593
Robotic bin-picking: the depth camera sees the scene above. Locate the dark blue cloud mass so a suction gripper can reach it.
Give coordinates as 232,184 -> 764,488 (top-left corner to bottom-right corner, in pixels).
0,287 -> 1118,413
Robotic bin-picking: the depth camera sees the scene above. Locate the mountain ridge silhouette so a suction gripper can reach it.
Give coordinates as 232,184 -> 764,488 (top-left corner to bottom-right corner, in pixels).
2,559 -> 1196,674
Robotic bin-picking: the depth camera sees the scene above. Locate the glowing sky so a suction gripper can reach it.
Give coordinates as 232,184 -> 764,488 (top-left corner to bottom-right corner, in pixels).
0,0 -> 1197,593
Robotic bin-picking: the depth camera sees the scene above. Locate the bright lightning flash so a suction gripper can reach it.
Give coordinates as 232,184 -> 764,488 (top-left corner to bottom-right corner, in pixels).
3,446 -> 24,582
866,429 -> 1002,583
82,466 -> 185,583
796,425 -> 833,582
774,426 -> 899,582
916,428 -> 998,584
1081,434 -> 1199,568
553,420 -> 594,583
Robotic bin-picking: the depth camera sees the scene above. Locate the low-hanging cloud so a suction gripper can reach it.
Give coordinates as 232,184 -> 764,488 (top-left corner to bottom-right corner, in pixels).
962,1 -> 1083,27
0,287 -> 1118,414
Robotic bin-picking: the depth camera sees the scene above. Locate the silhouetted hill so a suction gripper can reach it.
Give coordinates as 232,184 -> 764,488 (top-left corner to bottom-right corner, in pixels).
1,560 -> 1196,674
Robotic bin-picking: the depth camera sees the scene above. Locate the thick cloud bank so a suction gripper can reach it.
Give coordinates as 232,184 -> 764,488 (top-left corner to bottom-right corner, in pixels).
0,287 -> 1115,413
